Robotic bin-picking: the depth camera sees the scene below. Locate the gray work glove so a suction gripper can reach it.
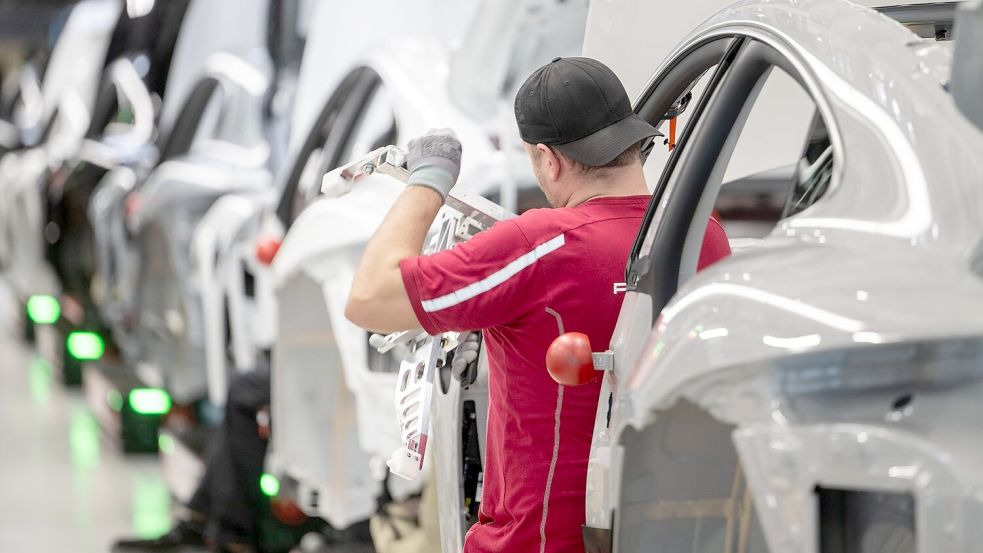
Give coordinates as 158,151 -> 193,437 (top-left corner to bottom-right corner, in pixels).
406,128 -> 462,199
451,332 -> 481,377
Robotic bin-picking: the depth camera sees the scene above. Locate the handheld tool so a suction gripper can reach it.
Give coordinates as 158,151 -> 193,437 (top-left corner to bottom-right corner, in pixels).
326,145 -> 513,480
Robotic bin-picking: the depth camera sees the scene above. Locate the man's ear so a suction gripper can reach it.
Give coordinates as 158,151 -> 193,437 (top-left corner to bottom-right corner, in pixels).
536,143 -> 562,182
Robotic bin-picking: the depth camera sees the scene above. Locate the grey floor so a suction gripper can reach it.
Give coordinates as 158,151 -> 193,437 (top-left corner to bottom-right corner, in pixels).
0,281 -> 174,553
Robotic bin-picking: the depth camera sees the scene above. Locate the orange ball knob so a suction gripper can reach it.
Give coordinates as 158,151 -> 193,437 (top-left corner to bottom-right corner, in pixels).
255,236 -> 281,266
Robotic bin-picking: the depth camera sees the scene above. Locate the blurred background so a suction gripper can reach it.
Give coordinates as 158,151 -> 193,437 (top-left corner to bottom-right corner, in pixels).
2,0 -> 976,552
0,2 -> 159,547
0,0 -> 566,551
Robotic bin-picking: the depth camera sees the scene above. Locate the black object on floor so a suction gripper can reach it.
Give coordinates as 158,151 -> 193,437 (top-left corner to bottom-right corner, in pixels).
112,520 -> 207,551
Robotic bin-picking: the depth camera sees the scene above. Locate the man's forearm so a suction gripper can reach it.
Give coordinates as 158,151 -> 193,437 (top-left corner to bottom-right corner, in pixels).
345,186 -> 444,332
363,186 -> 443,271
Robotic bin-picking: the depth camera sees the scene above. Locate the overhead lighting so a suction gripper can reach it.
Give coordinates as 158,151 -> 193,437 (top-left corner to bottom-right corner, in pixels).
260,473 -> 280,497
26,295 -> 60,324
128,388 -> 171,416
67,331 -> 105,360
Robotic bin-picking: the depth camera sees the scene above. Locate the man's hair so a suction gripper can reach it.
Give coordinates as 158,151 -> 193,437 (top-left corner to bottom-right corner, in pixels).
533,140 -> 644,175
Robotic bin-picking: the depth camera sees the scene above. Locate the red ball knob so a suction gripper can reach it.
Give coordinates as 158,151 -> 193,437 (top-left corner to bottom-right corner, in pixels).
255,236 -> 281,266
546,332 -> 596,386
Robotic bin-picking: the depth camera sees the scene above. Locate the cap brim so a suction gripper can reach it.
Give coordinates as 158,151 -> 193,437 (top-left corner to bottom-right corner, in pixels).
552,113 -> 663,167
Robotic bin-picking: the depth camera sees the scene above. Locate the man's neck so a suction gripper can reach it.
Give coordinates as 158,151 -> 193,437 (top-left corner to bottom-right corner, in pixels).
562,165 -> 649,208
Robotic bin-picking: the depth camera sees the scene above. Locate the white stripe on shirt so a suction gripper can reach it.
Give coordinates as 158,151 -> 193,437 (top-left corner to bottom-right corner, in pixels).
420,233 -> 566,313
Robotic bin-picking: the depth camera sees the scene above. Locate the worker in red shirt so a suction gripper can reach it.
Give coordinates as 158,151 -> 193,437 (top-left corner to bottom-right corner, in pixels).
346,57 -> 730,553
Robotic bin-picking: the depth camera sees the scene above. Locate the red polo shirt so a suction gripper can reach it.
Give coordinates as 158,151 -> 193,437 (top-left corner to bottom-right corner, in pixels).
400,195 -> 730,553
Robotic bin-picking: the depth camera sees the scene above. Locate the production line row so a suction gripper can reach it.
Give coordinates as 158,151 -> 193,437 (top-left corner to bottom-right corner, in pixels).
3,0 -> 983,552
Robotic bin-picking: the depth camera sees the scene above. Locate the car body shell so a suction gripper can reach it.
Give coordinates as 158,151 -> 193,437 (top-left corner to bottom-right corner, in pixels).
265,1 -> 587,540
190,0 -> 484,409
2,0 -> 189,296
579,0 -> 983,550
83,0 -> 274,401
267,37 -> 510,531
0,0 -> 121,298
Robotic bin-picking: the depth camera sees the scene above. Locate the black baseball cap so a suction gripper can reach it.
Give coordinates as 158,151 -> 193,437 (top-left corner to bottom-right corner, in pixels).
515,57 -> 661,167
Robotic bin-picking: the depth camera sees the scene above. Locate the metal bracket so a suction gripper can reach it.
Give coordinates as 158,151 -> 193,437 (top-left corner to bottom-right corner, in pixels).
370,330 -> 424,354
351,161 -> 516,481
319,145 -> 410,197
592,351 -> 615,372
454,215 -> 485,241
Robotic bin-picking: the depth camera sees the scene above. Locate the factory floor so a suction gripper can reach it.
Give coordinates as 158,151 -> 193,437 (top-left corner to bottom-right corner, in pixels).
0,280 -> 174,553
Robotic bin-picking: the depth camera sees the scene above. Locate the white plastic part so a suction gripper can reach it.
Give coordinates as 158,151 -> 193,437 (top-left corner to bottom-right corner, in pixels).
320,145 -> 409,197
269,158 -> 415,529
389,330 -> 460,480
387,446 -> 423,481
382,192 -> 514,479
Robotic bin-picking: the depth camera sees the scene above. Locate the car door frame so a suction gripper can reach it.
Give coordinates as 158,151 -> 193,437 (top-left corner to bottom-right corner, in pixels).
586,30 -> 843,552
583,34 -> 745,551
628,35 -> 840,316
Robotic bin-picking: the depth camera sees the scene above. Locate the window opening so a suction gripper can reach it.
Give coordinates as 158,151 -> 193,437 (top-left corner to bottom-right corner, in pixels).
628,37 -> 743,287
709,66 -> 820,250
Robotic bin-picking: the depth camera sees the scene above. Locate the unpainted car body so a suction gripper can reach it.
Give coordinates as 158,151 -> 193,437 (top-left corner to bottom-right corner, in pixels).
86,0 -> 275,402
0,0 -> 121,298
45,0 -> 192,328
266,1 -> 587,541
189,0 -> 482,408
125,54 -> 272,403
571,1 -> 983,551
0,60 -> 45,155
267,38 -> 501,533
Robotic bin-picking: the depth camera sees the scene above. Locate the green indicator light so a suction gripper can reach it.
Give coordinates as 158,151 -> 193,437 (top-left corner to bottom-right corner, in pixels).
26,295 -> 60,324
158,434 -> 175,455
107,390 -> 124,412
260,473 -> 280,497
67,331 -> 105,360
128,388 -> 172,416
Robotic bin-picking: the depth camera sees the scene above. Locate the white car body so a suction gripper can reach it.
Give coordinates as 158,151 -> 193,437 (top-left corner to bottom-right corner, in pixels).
267,38 -> 508,532
87,0 -> 273,397
0,0 -> 121,298
156,0 -> 270,139
266,0 -> 588,539
191,0 -> 482,407
574,0 -> 983,551
123,54 -> 273,403
197,0 -> 594,410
